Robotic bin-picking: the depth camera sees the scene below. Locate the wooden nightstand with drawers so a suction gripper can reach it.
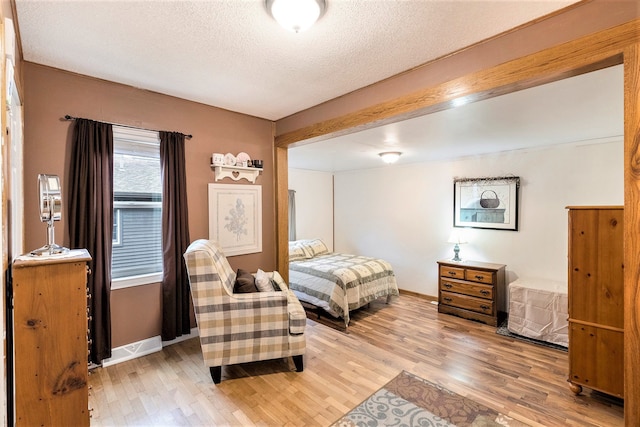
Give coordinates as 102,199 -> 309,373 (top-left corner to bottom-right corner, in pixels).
437,259 -> 506,326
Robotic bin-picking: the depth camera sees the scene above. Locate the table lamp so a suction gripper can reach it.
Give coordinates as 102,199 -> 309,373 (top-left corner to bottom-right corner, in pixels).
447,230 -> 468,262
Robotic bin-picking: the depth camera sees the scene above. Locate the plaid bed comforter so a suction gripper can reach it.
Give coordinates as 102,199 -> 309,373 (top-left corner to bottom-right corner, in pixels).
289,253 -> 399,326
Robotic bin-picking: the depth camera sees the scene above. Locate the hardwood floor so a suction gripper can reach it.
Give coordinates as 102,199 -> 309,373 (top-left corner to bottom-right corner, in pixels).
88,294 -> 623,426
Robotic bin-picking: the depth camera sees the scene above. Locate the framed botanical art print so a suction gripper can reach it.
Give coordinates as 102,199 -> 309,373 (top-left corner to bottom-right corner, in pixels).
208,183 -> 262,256
453,176 -> 520,231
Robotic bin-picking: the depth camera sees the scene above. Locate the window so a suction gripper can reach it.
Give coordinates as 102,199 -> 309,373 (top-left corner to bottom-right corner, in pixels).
111,126 -> 163,283
112,209 -> 121,246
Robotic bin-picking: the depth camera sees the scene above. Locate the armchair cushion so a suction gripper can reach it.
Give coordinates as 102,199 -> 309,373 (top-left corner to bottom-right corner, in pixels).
234,269 -> 258,293
255,269 -> 273,292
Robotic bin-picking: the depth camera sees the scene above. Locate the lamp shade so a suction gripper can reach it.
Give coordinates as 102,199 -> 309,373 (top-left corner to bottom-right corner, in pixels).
447,230 -> 468,245
267,0 -> 325,33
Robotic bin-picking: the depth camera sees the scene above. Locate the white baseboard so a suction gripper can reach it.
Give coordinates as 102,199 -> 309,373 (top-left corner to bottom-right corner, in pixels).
102,327 -> 199,367
161,327 -> 199,347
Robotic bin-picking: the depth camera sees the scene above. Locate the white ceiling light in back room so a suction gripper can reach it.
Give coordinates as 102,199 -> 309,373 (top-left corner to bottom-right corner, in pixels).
266,0 -> 326,33
379,152 -> 402,164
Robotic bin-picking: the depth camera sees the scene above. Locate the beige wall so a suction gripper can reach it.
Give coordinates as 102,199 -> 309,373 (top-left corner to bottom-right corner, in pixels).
23,63 -> 276,347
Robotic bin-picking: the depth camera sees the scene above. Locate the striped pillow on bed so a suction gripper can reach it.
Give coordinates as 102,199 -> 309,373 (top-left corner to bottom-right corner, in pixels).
303,239 -> 329,256
289,241 -> 313,261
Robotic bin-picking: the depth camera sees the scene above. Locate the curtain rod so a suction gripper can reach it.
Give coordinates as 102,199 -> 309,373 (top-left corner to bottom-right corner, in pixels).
64,115 -> 192,139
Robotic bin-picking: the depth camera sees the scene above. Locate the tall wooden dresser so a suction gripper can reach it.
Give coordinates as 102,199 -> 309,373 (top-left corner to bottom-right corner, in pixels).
11,249 -> 92,426
567,206 -> 624,398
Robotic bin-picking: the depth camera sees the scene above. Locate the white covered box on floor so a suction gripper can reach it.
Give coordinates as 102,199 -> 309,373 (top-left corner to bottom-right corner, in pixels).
507,278 -> 568,347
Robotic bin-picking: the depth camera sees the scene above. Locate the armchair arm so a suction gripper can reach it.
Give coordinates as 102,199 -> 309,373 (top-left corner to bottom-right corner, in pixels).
266,270 -> 289,291
196,291 -> 289,322
259,271 -> 305,334
230,290 -> 288,302
195,291 -> 291,366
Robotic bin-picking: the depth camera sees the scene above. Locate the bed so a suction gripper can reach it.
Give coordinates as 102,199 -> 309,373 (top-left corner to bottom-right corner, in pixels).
288,239 -> 399,327
507,277 -> 568,347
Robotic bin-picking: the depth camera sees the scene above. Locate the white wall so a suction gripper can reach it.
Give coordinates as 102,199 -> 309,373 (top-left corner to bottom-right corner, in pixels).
288,168 -> 334,250
333,140 -> 623,305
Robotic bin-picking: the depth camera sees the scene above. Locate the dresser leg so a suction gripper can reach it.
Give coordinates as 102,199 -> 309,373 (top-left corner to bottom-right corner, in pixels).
569,381 -> 582,395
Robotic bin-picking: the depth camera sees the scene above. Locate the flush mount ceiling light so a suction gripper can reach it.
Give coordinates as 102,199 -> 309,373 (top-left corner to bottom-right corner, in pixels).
379,151 -> 402,164
266,0 -> 326,33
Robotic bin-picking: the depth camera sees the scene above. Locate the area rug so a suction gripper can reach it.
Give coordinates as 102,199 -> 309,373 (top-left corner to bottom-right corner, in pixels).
496,319 -> 567,352
331,371 -> 531,427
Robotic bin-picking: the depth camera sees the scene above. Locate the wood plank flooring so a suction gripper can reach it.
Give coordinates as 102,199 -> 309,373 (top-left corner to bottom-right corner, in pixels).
88,294 -> 623,426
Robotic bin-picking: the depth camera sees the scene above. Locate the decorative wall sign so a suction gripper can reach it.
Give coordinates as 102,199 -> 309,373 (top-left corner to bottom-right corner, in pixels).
208,183 -> 262,256
453,176 -> 520,231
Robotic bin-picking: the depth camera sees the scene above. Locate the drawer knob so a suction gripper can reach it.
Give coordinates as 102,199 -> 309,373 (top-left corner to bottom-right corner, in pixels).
443,297 -> 452,302
480,290 -> 490,296
448,271 -> 457,276
480,304 -> 490,311
475,275 -> 484,280
443,283 -> 452,289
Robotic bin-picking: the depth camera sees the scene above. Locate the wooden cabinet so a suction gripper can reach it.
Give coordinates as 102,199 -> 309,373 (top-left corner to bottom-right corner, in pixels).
567,206 -> 624,398
437,259 -> 505,326
11,249 -> 92,426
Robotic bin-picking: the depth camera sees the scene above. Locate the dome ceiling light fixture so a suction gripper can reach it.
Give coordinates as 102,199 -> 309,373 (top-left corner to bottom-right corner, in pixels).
266,0 -> 326,33
379,151 -> 402,164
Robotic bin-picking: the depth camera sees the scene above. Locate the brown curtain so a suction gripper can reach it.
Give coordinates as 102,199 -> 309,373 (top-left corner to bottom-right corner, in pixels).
68,118 -> 113,364
159,131 -> 191,340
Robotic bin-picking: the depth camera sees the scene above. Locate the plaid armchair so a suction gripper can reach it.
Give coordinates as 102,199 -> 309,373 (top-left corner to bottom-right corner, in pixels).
183,239 -> 306,384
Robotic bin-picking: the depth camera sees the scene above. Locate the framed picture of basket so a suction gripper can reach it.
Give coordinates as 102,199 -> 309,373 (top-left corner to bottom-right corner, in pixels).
453,176 -> 520,231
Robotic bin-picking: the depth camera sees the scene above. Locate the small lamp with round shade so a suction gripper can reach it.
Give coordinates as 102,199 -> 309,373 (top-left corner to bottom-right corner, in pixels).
447,230 -> 468,262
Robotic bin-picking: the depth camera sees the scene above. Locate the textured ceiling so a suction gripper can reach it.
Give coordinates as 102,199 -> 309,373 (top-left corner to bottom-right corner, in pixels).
14,0 -> 579,121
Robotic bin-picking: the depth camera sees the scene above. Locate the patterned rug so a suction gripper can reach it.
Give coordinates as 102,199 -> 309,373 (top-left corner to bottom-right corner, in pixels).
331,371 -> 531,427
